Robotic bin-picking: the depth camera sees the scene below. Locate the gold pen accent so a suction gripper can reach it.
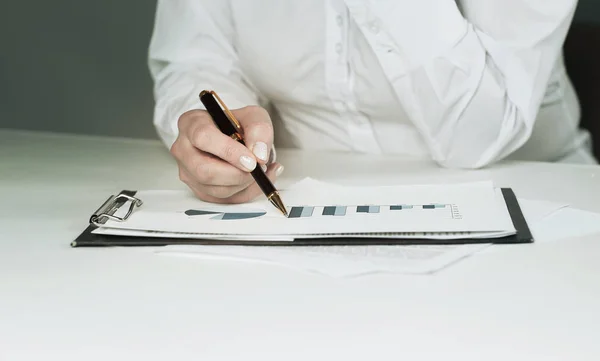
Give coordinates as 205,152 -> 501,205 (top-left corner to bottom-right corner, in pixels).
211,90 -> 243,131
267,191 -> 288,217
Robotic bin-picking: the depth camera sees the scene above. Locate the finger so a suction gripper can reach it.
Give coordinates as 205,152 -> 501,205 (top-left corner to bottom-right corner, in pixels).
230,106 -> 274,165
178,165 -> 254,199
224,162 -> 284,204
177,142 -> 255,187
188,162 -> 284,204
187,119 -> 258,172
184,177 -> 247,205
185,180 -> 232,204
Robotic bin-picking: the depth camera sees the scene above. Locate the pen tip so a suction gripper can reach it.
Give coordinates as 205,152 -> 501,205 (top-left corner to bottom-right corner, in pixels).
268,192 -> 288,218
199,90 -> 210,97
278,205 -> 288,218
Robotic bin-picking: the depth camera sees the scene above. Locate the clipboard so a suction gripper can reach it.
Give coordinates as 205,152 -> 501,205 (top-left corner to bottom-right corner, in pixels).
70,188 -> 533,247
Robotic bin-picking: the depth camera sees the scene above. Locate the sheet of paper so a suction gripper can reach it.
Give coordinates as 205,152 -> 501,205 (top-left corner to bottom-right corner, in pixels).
93,179 -> 515,240
530,207 -> 600,242
153,243 -> 491,277
97,197 -> 562,240
518,199 -> 568,224
94,185 -> 518,241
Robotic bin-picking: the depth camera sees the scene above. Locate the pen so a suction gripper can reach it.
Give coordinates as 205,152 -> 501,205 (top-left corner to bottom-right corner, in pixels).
199,90 -> 288,217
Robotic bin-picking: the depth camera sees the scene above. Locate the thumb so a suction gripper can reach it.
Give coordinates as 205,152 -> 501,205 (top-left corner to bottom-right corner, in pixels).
231,106 -> 274,165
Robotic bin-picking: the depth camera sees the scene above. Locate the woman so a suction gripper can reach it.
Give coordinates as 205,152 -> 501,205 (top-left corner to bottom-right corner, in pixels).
148,0 -> 595,203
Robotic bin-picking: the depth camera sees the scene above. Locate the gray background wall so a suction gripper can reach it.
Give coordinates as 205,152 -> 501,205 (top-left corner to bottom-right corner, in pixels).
1,0 -> 599,140
0,0 -> 157,139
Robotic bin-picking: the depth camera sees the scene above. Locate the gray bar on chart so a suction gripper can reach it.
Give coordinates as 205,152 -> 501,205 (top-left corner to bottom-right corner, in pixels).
322,206 -> 336,216
358,206 -> 380,213
334,206 -> 346,216
391,205 -> 414,210
357,206 -> 369,213
289,206 -> 315,218
435,204 -> 446,208
301,206 -> 314,217
423,205 -> 436,209
288,207 -> 304,218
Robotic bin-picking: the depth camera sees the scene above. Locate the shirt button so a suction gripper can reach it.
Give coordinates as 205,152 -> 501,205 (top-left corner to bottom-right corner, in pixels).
369,20 -> 380,34
335,43 -> 343,54
336,15 -> 343,26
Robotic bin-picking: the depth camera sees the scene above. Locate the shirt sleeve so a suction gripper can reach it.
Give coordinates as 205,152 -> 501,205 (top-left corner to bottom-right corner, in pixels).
345,0 -> 578,168
148,0 -> 260,148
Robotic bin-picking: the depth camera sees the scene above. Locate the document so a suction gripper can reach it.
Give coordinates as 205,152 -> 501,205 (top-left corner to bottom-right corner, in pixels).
93,178 -> 516,241
85,177 -> 598,276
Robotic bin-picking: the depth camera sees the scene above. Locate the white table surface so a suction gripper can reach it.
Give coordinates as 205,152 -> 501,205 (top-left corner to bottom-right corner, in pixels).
1,129 -> 600,360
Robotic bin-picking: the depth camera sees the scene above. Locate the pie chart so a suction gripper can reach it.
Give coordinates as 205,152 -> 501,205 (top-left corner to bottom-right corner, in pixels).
184,207 -> 266,220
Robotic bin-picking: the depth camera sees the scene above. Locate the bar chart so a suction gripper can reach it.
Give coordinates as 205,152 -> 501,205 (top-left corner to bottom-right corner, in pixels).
287,203 -> 461,220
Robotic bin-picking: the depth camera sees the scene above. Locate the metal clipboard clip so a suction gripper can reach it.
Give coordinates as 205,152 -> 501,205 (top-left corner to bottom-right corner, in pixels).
89,191 -> 143,227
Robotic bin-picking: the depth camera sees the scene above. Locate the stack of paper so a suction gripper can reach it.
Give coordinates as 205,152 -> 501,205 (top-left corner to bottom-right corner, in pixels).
90,178 -> 600,276
93,179 -> 516,241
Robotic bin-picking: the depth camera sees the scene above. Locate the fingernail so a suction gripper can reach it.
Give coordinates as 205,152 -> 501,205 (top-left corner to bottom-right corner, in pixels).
261,164 -> 267,172
240,155 -> 256,171
253,142 -> 268,161
276,165 -> 284,176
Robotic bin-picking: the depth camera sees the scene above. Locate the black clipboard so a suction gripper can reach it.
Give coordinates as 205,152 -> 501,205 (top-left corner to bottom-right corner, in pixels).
70,188 -> 533,247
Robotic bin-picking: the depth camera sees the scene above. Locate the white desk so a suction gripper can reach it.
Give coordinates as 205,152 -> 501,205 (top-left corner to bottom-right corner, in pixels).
1,129 -> 600,360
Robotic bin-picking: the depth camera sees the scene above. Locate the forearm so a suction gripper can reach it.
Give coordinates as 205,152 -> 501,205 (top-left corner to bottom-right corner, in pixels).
151,63 -> 258,148
148,0 -> 259,148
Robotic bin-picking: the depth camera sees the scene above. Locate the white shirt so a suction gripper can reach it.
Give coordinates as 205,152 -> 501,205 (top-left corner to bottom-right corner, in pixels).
148,0 -> 596,168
